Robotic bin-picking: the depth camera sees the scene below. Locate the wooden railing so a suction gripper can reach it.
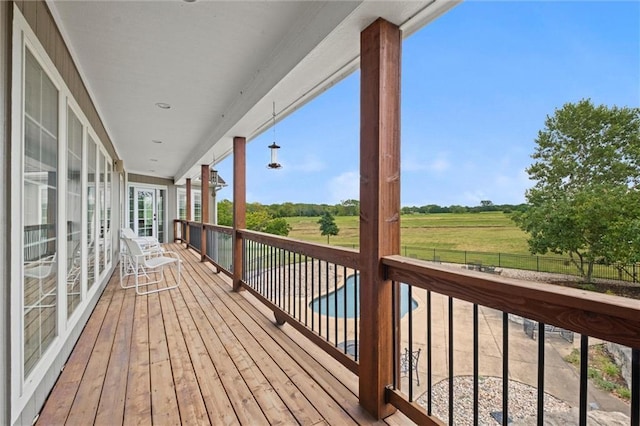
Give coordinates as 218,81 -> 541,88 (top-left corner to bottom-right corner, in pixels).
239,229 -> 360,375
174,219 -> 640,425
383,255 -> 640,425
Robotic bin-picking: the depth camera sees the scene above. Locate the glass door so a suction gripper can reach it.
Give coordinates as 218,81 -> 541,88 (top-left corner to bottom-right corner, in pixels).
136,189 -> 155,237
131,186 -> 165,242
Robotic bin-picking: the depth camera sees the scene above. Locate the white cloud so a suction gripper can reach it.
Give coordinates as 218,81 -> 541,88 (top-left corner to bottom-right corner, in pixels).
403,152 -> 451,173
462,190 -> 489,205
288,154 -> 326,172
328,171 -> 359,204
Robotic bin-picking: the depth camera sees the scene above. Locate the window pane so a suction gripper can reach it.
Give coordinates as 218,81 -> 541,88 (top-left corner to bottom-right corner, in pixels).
194,192 -> 201,222
23,49 -> 58,377
128,186 -> 134,230
87,136 -> 96,289
98,152 -> 105,275
105,162 -> 112,265
178,189 -> 186,220
67,108 -> 82,318
157,189 -> 165,243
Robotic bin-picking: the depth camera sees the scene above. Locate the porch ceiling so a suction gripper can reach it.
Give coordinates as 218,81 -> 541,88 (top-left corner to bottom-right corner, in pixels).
47,0 -> 458,184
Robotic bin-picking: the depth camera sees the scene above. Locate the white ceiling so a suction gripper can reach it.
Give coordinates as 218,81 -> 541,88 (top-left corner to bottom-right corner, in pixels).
48,0 -> 459,185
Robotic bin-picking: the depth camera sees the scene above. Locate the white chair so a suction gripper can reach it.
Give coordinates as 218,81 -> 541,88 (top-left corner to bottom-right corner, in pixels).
120,237 -> 181,295
120,228 -> 163,255
119,228 -> 164,278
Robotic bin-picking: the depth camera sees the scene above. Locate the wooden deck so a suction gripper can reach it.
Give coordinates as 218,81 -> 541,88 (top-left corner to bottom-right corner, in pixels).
37,243 -> 411,425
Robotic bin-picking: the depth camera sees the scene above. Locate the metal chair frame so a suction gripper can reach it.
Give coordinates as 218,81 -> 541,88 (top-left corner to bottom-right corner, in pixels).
120,237 -> 181,295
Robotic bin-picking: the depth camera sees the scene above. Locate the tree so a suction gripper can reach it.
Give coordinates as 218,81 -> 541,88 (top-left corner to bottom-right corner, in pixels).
217,199 -> 233,226
263,218 -> 292,236
512,99 -> 640,282
318,211 -> 339,244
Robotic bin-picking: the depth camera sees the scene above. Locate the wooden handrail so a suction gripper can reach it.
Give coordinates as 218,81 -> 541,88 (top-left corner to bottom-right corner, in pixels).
203,223 -> 232,234
238,229 -> 360,270
383,254 -> 640,349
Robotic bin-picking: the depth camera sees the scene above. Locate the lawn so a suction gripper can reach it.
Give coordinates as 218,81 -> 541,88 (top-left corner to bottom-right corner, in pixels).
287,212 -> 531,254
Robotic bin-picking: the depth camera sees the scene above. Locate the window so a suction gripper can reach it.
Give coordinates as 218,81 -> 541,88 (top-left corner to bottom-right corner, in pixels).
98,151 -> 105,275
86,136 -> 97,288
66,107 -> 83,317
193,191 -> 202,222
106,161 -> 112,265
22,49 -> 58,376
177,188 -> 187,220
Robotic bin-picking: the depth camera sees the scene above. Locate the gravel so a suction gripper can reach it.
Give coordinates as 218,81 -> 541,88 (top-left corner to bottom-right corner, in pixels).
416,376 -> 571,425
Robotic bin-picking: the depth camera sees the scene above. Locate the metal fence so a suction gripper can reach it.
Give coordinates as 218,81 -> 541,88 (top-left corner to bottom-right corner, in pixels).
398,246 -> 639,283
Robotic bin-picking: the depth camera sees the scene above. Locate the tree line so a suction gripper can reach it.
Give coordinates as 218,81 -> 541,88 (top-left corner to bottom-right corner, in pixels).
217,198 -> 527,223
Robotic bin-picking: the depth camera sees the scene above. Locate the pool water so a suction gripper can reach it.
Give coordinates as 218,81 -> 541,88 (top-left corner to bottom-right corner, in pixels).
309,274 -> 418,319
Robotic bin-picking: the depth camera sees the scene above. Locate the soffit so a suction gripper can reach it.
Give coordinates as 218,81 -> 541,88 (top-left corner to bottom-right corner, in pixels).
47,0 -> 459,184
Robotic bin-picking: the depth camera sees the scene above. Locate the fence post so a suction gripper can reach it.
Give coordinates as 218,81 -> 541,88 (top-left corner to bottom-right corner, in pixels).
464,251 -> 467,264
537,256 -> 540,272
433,248 -> 436,262
498,253 -> 501,267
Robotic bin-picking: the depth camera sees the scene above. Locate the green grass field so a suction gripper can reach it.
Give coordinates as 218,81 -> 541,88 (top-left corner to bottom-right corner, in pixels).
287,211 -> 531,253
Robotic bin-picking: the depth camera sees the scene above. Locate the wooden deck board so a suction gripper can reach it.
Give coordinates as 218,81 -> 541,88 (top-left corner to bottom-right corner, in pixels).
65,283 -> 126,424
185,260 -> 356,426
36,243 -> 407,426
123,293 -> 152,426
37,283 -> 116,424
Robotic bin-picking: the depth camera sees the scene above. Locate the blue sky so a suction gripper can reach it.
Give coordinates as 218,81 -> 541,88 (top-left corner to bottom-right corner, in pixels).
215,1 -> 640,207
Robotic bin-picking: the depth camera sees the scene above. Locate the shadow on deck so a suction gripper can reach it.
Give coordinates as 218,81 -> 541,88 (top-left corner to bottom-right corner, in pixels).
36,243 -> 412,425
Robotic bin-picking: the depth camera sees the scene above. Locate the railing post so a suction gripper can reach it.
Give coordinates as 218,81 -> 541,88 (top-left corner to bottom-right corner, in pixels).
233,136 -> 246,291
186,178 -> 191,246
359,17 -> 401,419
201,164 -> 210,262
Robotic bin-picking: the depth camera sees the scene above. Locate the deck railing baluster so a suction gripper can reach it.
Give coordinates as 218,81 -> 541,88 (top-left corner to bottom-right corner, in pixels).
473,304 -> 479,426
503,312 -> 509,426
537,321 -> 546,426
579,335 -> 589,426
632,348 -> 639,426
448,296 -> 454,426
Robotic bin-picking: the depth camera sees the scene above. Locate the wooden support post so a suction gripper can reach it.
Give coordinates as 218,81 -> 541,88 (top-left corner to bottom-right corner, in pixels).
185,178 -> 191,246
358,18 -> 401,419
233,136 -> 246,292
201,164 -> 210,262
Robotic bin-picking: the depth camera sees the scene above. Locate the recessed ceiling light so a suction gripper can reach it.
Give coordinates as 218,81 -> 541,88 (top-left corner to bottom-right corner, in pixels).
149,169 -> 156,173
152,140 -> 163,144
150,159 -> 158,162
183,0 -> 197,3
155,102 -> 171,109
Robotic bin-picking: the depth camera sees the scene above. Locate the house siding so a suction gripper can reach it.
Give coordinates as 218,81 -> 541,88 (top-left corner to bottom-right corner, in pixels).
6,3 -> 121,424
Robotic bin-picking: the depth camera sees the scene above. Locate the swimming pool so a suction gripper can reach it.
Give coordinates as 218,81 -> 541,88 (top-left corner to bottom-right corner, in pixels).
309,274 -> 418,319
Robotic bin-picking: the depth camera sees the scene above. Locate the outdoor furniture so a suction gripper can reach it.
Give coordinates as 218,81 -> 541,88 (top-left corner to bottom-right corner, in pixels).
120,237 -> 181,295
120,228 -> 163,255
119,228 -> 164,278
523,318 -> 574,343
400,347 -> 421,386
